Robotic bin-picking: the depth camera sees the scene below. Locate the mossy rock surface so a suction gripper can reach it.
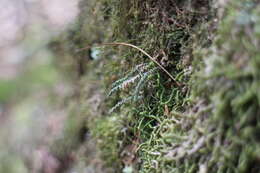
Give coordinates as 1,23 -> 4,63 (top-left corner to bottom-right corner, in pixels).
52,0 -> 260,172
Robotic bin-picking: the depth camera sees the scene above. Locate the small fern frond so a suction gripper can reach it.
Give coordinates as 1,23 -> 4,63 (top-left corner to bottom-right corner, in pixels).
111,63 -> 148,88
109,96 -> 143,113
108,63 -> 151,97
108,63 -> 158,112
108,73 -> 140,96
109,96 -> 132,114
111,75 -> 131,89
133,67 -> 158,101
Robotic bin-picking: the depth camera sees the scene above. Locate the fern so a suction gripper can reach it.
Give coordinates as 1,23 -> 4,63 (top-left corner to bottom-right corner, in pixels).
110,63 -> 149,88
133,67 -> 158,101
108,63 -> 150,97
79,42 -> 179,113
108,66 -> 158,113
109,96 -> 143,114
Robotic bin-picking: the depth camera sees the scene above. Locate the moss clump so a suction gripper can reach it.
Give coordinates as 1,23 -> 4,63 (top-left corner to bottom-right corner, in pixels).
152,1 -> 260,173
91,116 -> 124,168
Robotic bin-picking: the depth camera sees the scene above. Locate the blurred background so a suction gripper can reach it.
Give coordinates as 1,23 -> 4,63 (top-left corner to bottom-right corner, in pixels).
0,0 -> 80,172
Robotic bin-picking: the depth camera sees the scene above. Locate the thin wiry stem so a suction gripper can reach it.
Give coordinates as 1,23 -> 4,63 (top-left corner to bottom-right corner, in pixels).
78,42 -> 181,86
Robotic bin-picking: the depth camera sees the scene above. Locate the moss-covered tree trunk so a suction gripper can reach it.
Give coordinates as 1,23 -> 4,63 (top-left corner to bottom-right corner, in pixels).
51,0 -> 260,172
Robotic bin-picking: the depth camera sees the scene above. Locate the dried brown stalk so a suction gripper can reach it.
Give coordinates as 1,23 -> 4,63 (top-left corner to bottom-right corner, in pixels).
78,42 -> 181,86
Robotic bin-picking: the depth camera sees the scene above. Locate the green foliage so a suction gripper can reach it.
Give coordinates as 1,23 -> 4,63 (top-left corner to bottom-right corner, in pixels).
75,0 -> 212,171
108,64 -> 158,113
94,0 -> 213,172
147,1 -> 260,172
56,0 -> 260,172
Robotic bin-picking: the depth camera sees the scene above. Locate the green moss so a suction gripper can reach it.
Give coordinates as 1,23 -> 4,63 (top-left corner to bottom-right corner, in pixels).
51,0 -> 260,172
75,0 -> 213,172
91,115 -> 123,169
151,1 -> 260,173
66,0 -> 212,171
